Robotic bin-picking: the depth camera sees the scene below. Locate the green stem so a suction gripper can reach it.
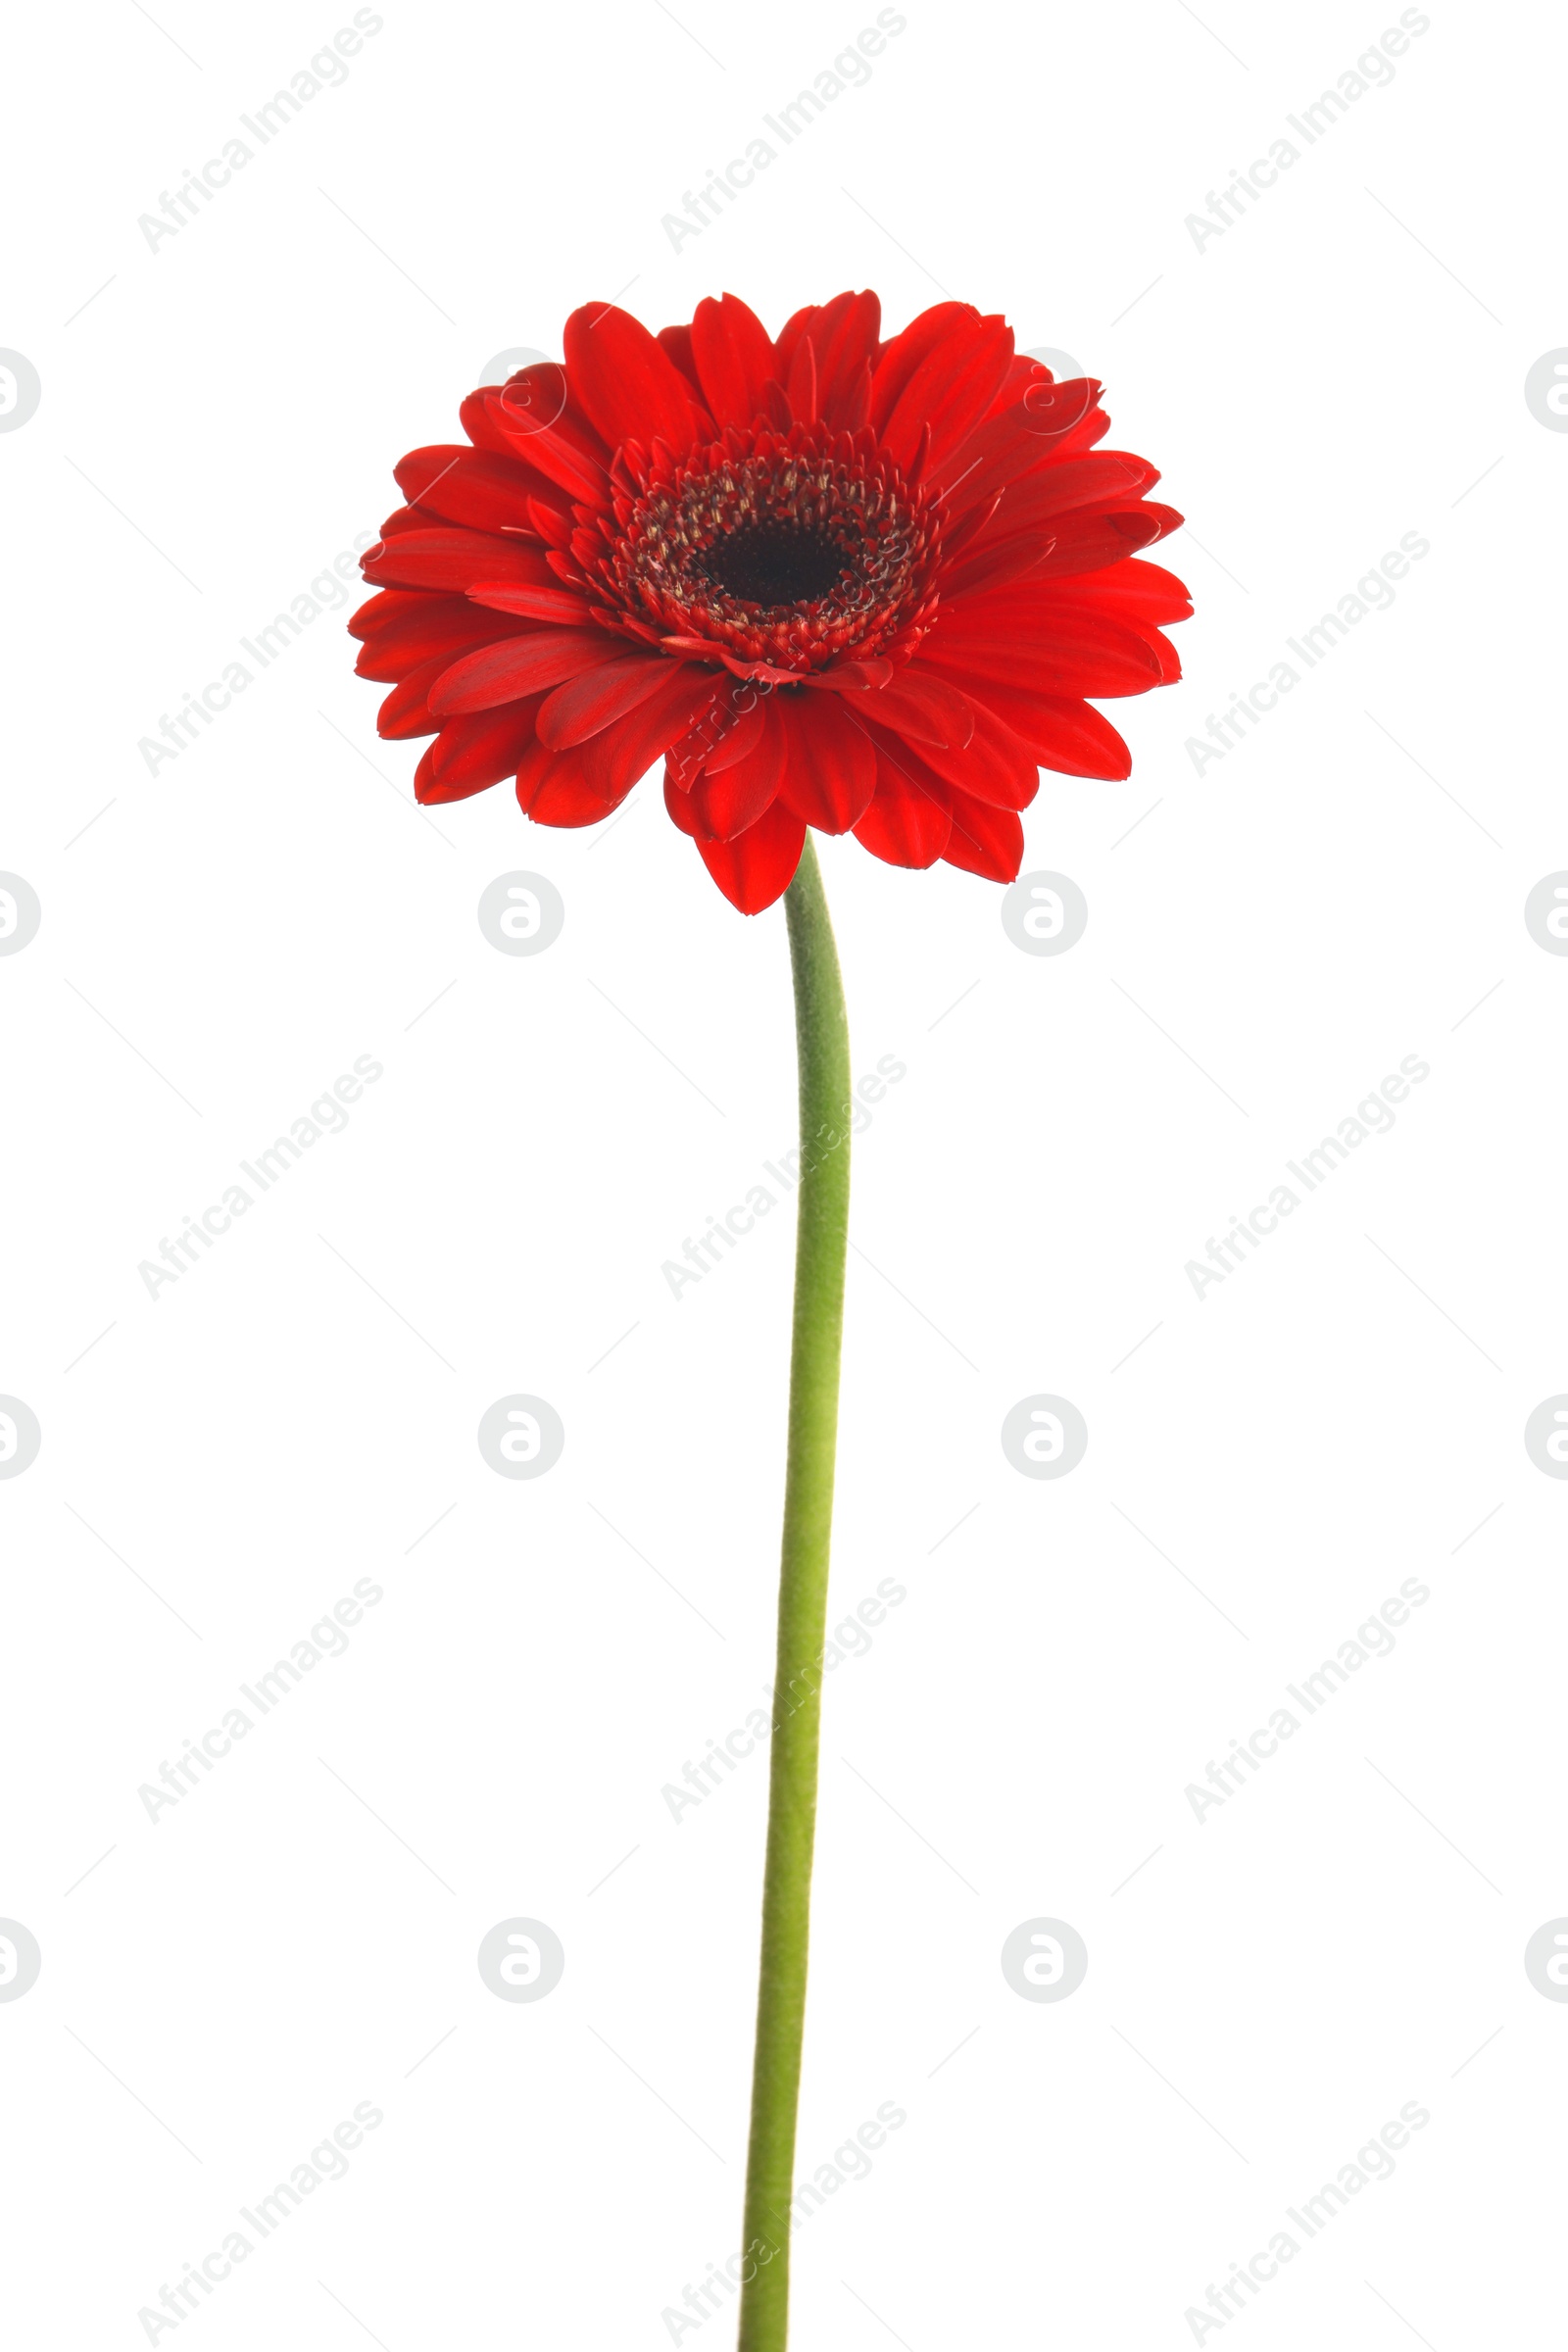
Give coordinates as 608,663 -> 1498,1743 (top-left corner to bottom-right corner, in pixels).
737,835 -> 852,2352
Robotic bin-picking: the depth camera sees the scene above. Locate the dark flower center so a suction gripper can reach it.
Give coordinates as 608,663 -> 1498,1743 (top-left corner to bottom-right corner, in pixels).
698,521 -> 851,610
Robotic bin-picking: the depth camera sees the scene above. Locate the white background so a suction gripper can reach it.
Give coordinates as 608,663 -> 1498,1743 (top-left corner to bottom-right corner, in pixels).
3,1 -> 1564,2345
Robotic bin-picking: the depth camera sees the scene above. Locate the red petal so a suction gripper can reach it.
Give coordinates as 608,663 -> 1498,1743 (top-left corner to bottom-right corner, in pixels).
803,657 -> 894,692
412,745 -> 455,803
701,693 -> 767,772
411,708 -> 533,805
962,684 -> 1132,780
940,507 -> 1166,601
713,651 -> 808,687
458,387 -> 519,458
663,773 -> 703,838
836,666 -> 974,750
664,677 -> 766,789
921,597 -> 1165,699
869,303 -> 980,433
377,654 -> 449,740
984,352 -> 1047,418
774,691 -> 877,833
695,797 -> 807,913
577,663 -> 727,800
536,656 -> 674,749
353,596 -> 536,683
980,572 -> 1190,668
374,503 -> 435,539
430,629 -> 629,716
1128,503 -> 1185,550
563,303 -> 706,455
349,585 -> 420,642
852,747 -> 953,868
786,334 -> 817,428
813,292 -> 882,427
772,298 -> 826,379
1065,558 -> 1193,624
1010,367 -> 1104,441
926,387 -> 1107,518
392,446 -> 551,534
690,294 -> 779,428
422,701 -> 543,798
657,322 -> 702,391
1021,510 -> 1177,583
466,580 -> 596,624
836,359 -> 873,434
474,376 -> 611,504
692,703 -> 787,839
963,453 -> 1159,541
361,529 -> 550,595
880,315 -> 1016,476
527,496 -> 576,551
941,789 -> 1024,882
1129,623 -> 1183,683
515,738 -> 622,826
865,700 -> 1038,812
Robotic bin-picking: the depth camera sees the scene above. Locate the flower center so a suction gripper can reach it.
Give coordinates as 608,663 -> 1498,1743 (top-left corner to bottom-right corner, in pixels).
698,520 -> 852,609
578,423 -> 947,677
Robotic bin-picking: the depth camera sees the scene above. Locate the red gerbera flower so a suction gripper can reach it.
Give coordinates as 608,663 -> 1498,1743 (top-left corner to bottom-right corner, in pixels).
349,292 -> 1190,913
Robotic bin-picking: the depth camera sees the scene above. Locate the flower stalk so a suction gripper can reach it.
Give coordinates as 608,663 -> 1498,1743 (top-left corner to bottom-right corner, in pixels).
738,835 -> 852,2352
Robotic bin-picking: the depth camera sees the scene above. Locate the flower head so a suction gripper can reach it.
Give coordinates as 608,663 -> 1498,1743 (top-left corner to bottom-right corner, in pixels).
350,293 -> 1189,911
